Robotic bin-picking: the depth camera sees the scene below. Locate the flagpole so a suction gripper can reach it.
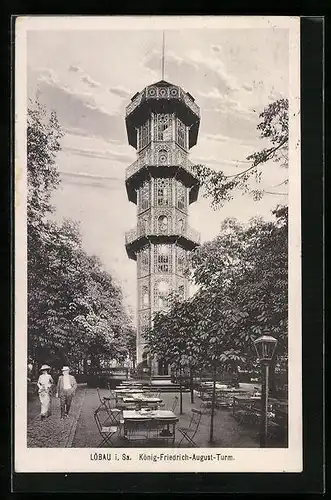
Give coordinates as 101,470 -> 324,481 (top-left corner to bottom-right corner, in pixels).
162,31 -> 165,80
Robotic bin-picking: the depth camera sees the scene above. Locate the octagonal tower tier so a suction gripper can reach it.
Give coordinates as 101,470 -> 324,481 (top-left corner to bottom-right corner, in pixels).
124,80 -> 201,376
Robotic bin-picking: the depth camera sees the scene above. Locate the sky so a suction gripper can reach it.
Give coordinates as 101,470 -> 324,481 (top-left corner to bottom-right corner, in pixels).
26,27 -> 289,318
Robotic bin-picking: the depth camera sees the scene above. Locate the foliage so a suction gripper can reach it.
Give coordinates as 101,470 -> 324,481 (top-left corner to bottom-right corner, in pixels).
27,99 -> 135,371
192,98 -> 289,208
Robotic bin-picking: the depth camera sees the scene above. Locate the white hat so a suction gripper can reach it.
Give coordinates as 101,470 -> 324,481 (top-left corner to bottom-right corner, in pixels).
40,364 -> 51,371
62,366 -> 70,371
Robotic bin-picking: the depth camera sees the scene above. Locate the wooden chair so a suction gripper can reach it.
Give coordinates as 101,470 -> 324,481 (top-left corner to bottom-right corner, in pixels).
94,409 -> 119,447
177,409 -> 203,447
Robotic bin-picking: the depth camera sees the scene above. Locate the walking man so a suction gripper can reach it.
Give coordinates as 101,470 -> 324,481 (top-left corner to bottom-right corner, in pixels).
56,366 -> 77,420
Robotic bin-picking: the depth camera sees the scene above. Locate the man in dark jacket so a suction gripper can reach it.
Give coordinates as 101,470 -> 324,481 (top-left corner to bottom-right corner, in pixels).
56,366 -> 77,420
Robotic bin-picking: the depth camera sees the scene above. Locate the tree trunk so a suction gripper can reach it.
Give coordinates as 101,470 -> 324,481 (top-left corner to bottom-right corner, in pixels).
209,362 -> 217,444
179,366 -> 183,415
190,367 -> 194,404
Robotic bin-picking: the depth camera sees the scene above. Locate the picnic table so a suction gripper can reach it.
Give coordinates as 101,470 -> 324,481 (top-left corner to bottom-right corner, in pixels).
122,410 -> 178,445
122,395 -> 163,410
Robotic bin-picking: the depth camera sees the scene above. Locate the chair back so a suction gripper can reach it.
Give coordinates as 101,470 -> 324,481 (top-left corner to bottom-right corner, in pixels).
171,396 -> 179,412
96,387 -> 104,405
189,409 -> 202,437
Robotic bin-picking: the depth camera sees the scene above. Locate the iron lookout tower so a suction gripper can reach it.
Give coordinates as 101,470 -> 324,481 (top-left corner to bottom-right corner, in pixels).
124,80 -> 201,376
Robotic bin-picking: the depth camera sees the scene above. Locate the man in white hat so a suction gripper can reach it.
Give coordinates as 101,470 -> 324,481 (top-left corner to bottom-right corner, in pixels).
37,365 -> 53,420
56,366 -> 77,420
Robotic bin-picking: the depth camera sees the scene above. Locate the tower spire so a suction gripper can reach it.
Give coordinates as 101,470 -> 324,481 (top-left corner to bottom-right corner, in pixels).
161,31 -> 165,80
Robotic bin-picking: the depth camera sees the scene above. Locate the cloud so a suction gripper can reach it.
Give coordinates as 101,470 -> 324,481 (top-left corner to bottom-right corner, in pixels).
32,69 -> 126,141
198,87 -> 255,118
211,45 -> 222,53
81,74 -> 100,88
143,49 -> 239,96
62,145 -> 134,163
242,84 -> 253,92
59,171 -> 124,190
109,86 -> 132,99
69,65 -> 80,73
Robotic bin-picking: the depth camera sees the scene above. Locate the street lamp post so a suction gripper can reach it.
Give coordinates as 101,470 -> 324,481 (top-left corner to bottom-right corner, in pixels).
253,335 -> 278,448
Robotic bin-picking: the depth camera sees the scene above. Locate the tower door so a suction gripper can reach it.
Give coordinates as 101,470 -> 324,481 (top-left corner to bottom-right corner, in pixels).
158,359 -> 169,376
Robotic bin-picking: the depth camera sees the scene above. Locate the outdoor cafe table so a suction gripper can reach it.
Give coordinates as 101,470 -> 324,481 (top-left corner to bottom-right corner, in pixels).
114,389 -> 146,394
122,410 -> 178,441
123,396 -> 162,409
120,381 -> 143,386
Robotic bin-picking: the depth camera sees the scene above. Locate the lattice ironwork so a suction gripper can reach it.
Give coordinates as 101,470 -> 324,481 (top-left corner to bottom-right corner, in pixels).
154,114 -> 173,142
138,180 -> 151,212
155,178 -> 172,206
140,282 -> 150,309
153,278 -> 172,309
175,180 -> 187,211
153,244 -> 173,273
138,119 -> 151,150
176,117 -> 187,150
176,246 -> 187,276
138,246 -> 150,277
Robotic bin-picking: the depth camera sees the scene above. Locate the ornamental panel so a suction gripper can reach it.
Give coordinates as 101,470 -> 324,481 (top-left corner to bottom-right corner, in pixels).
153,276 -> 173,309
153,244 -> 173,273
138,180 -> 151,212
154,114 -> 173,142
154,178 -> 172,207
176,246 -> 187,276
139,278 -> 150,310
137,246 -> 150,277
169,86 -> 180,98
138,119 -> 151,150
138,212 -> 151,236
175,180 -> 188,212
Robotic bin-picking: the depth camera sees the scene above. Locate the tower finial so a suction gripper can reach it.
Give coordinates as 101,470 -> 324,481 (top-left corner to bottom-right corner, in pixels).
161,31 -> 165,80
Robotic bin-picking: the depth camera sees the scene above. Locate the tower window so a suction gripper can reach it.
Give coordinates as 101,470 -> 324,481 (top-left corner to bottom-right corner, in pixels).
156,178 -> 171,206
154,280 -> 170,308
155,114 -> 172,141
138,120 -> 151,150
158,215 -> 169,233
154,244 -> 172,273
139,181 -> 150,211
176,181 -> 186,211
176,118 -> 187,149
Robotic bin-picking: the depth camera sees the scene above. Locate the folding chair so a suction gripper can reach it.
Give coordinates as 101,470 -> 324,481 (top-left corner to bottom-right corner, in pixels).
96,387 -> 113,412
177,409 -> 203,447
94,409 -> 119,447
107,384 -> 117,404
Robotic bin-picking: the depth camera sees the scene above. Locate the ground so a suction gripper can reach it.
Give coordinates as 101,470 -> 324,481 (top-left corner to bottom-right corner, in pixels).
28,384 -> 264,448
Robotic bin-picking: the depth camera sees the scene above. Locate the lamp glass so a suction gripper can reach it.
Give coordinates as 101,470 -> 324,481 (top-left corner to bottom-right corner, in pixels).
253,335 -> 278,362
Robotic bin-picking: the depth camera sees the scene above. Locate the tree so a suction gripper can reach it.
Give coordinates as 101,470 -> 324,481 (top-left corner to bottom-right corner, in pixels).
27,99 -> 136,374
190,206 -> 288,398
192,98 -> 289,208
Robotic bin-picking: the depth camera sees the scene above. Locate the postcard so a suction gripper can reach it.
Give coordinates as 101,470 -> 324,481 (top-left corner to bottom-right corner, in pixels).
15,15 -> 301,473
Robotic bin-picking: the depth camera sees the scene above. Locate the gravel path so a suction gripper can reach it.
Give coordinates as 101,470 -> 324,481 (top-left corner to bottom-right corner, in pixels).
27,385 -> 87,448
72,388 -> 260,448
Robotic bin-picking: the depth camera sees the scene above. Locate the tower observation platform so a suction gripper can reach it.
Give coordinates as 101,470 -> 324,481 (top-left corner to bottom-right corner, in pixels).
124,79 -> 201,376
